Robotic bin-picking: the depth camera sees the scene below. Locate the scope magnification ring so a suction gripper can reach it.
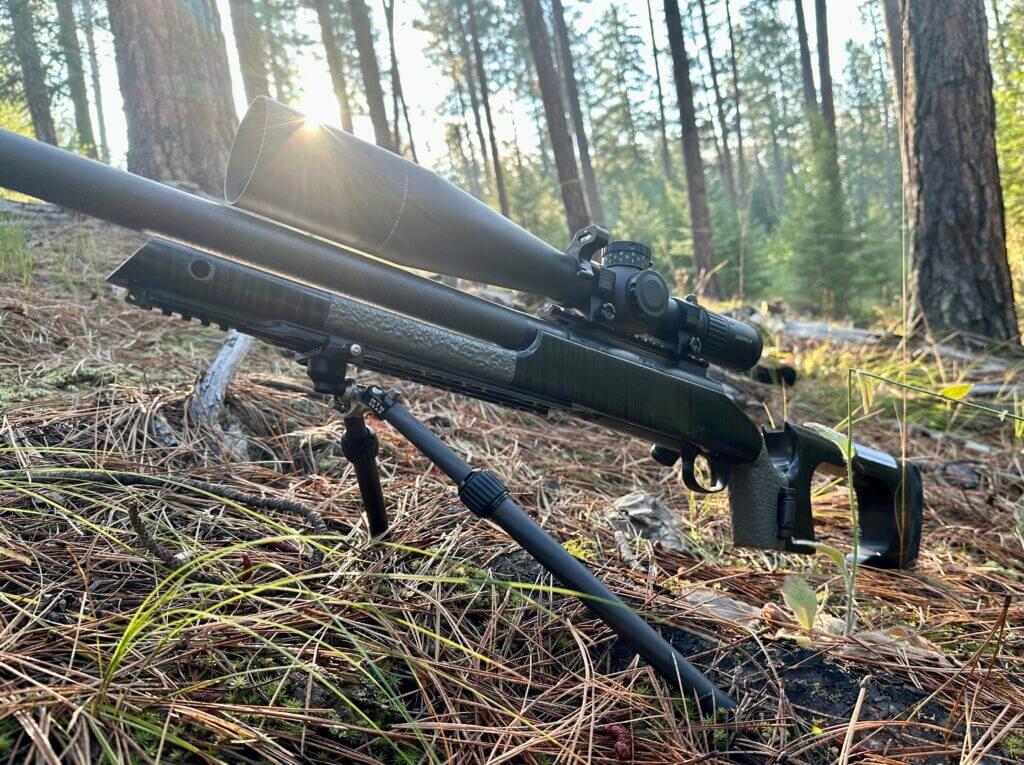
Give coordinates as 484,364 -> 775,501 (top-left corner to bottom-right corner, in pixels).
603,240 -> 653,270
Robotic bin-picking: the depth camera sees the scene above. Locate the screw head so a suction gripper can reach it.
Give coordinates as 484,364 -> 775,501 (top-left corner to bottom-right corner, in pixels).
349,343 -> 363,356
599,302 -> 616,321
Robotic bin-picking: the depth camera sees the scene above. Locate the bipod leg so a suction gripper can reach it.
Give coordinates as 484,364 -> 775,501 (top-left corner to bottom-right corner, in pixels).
301,350 -> 389,538
341,415 -> 388,537
356,385 -> 735,712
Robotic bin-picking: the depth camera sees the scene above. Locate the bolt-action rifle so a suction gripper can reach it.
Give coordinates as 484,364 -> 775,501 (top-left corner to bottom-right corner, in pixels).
0,98 -> 921,710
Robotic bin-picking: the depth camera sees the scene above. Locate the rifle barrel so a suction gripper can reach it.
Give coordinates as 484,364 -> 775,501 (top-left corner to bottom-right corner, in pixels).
0,128 -> 540,350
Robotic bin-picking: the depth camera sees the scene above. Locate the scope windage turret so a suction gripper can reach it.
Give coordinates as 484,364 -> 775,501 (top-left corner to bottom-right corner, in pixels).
585,237 -> 761,372
225,97 -> 591,306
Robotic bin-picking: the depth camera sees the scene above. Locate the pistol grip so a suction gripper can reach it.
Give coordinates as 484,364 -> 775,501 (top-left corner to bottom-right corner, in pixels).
727,423 -> 922,569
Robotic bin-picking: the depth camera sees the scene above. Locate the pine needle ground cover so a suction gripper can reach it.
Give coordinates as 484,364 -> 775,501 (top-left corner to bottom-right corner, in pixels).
0,216 -> 1022,763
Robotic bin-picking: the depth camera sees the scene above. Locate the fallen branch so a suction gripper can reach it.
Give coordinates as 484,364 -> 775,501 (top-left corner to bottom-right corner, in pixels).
187,330 -> 254,460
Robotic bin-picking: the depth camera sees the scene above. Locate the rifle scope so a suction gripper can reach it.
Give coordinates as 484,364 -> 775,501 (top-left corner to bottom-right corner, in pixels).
225,98 -> 762,372
226,97 -> 591,306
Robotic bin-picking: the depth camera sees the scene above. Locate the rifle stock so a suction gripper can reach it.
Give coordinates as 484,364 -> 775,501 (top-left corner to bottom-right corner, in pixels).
111,239 -> 922,568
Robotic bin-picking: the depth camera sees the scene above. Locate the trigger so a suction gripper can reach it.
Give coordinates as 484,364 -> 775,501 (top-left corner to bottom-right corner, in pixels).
678,446 -> 731,494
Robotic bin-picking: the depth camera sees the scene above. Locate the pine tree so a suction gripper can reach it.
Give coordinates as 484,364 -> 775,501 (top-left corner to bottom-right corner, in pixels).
228,0 -> 269,102
904,0 -> 1019,341
664,0 -> 720,297
107,0 -> 237,192
793,0 -> 817,113
697,0 -> 737,207
465,0 -> 508,215
521,0 -> 588,235
313,0 -> 354,132
382,0 -> 417,160
4,0 -> 56,144
54,0 -> 97,157
80,0 -> 109,161
551,0 -> 603,223
645,0 -> 673,182
348,0 -> 395,151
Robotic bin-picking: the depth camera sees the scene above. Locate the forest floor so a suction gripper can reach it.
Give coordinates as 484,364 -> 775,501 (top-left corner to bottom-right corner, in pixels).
0,210 -> 1023,764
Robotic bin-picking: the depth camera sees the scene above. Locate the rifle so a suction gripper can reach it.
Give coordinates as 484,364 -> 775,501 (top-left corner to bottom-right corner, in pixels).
0,98 -> 922,711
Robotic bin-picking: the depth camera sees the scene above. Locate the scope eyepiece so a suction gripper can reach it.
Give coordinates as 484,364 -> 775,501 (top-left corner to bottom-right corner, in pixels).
676,296 -> 763,372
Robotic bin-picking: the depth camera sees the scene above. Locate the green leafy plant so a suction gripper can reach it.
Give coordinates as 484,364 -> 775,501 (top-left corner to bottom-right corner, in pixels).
805,414 -> 860,636
780,575 -> 817,645
797,540 -> 858,636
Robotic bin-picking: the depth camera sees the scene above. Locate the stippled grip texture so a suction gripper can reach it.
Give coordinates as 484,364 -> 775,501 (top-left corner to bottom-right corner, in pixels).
727,444 -> 786,551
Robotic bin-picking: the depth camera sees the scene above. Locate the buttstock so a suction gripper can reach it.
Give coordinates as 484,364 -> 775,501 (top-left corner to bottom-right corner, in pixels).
728,422 -> 922,569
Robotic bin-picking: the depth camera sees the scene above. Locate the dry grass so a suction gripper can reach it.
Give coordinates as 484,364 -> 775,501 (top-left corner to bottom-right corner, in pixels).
0,215 -> 1022,763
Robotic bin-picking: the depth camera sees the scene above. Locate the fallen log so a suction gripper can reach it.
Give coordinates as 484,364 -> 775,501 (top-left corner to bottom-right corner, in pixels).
762,316 -> 1020,379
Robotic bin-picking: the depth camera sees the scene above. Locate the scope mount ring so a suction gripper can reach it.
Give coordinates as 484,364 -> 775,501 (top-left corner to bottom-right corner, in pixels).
565,225 -> 610,283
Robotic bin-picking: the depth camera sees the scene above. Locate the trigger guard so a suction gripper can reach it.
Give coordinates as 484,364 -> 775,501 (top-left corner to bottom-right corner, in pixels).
679,447 -> 731,494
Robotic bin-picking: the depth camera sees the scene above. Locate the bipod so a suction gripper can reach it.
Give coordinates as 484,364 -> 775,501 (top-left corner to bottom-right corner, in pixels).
302,351 -> 735,712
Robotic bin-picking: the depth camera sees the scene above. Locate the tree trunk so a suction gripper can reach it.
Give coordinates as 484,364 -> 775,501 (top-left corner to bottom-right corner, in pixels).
314,0 -> 354,132
521,0 -> 588,236
814,0 -> 837,141
881,0 -> 904,122
794,0 -> 817,113
697,0 -> 736,207
447,40 -> 484,197
228,0 -> 269,102
267,26 -> 291,101
454,12 -> 491,183
769,120 -> 787,205
382,0 -> 417,162
990,0 -> 1008,81
551,0 -> 604,223
347,0 -> 395,152
904,0 -> 1020,342
6,0 -> 56,145
383,2 -> 402,151
753,154 -> 775,217
450,123 -> 478,197
868,5 -> 897,216
646,0 -> 673,182
724,0 -> 747,209
466,0 -> 509,216
54,0 -> 97,157
81,0 -> 110,161
664,0 -> 719,298
107,0 -> 237,192
813,0 -> 842,201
